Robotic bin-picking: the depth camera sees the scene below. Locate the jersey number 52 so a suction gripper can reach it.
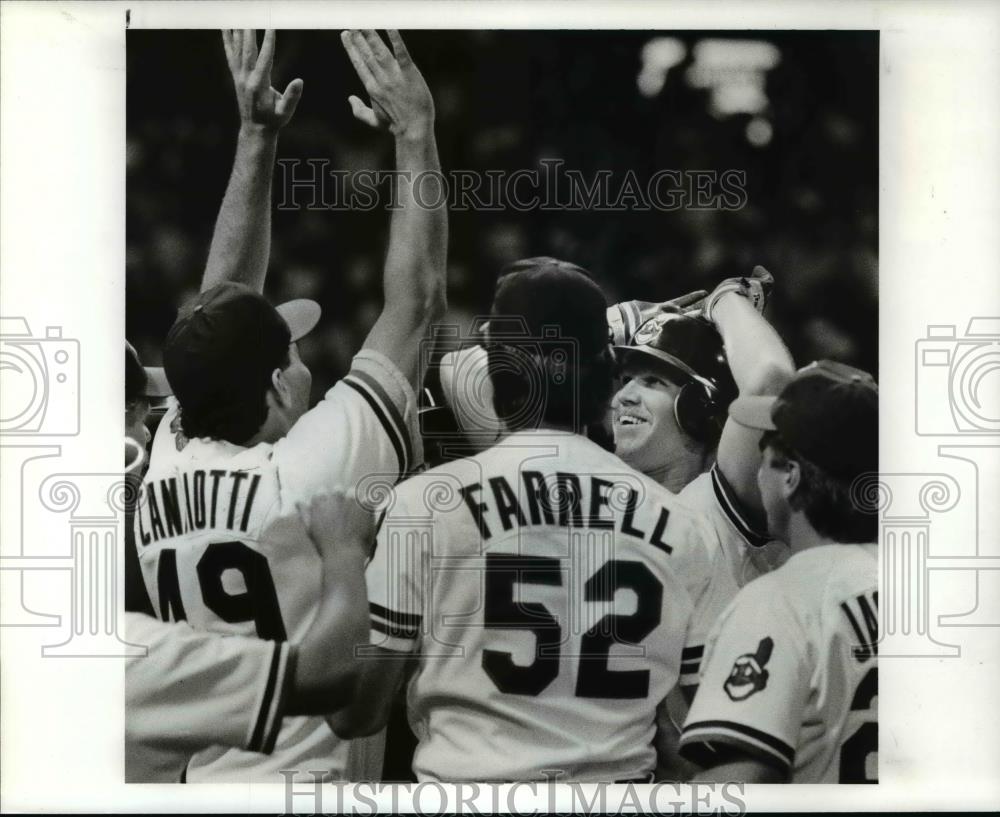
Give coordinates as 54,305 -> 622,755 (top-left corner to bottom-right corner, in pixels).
482,554 -> 663,698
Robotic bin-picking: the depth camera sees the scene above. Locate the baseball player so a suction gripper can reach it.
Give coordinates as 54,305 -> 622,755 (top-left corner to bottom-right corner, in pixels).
126,490 -> 375,783
435,273 -> 795,661
431,270 -> 796,778
612,269 -> 795,684
679,361 -> 878,783
609,270 -> 796,777
133,29 -> 447,782
328,258 -> 727,782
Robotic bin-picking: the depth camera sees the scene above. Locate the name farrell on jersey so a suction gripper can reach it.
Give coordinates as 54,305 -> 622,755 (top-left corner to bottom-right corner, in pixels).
458,471 -> 676,552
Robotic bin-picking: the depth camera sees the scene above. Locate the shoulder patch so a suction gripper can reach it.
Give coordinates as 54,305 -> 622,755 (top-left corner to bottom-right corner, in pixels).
723,636 -> 774,701
170,410 -> 190,452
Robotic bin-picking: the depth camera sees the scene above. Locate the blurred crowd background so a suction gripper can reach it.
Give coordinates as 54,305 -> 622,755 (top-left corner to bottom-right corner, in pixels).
127,30 -> 877,401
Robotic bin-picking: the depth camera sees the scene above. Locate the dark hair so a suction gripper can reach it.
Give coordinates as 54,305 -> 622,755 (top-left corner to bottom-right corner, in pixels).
178,347 -> 291,445
488,341 -> 615,432
760,430 -> 877,543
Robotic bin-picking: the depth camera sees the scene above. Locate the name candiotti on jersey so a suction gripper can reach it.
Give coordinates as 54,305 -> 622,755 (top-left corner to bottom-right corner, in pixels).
135,467 -> 264,546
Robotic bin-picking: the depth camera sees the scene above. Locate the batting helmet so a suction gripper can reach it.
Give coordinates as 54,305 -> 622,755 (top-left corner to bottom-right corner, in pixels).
614,310 -> 738,444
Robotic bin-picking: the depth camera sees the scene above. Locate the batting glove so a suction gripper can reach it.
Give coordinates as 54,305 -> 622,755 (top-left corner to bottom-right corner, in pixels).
608,289 -> 708,346
703,265 -> 774,324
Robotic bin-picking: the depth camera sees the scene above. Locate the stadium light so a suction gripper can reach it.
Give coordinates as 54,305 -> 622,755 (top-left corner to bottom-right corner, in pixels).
686,39 -> 781,118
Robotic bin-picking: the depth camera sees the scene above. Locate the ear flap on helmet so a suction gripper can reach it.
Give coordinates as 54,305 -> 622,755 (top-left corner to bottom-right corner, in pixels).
485,342 -> 542,428
673,380 -> 726,444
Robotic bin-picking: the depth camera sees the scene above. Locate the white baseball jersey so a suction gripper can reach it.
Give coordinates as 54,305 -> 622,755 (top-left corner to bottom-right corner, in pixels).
366,429 -> 724,782
125,611 -> 293,783
439,348 -> 787,685
674,464 -> 789,685
679,543 -> 878,783
134,349 -> 418,782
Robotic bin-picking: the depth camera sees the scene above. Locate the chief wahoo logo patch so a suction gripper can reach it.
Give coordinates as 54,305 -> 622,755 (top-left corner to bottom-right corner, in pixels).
724,636 -> 774,701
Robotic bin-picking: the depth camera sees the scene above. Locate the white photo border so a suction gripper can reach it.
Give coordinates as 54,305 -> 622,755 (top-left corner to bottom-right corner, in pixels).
2,0 -> 998,811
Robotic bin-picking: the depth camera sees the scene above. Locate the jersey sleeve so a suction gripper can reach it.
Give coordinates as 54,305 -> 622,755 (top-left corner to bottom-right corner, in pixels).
709,463 -> 772,549
679,564 -> 738,688
276,349 -> 422,503
365,488 -> 429,653
668,507 -> 729,687
679,580 -> 809,774
125,613 -> 295,756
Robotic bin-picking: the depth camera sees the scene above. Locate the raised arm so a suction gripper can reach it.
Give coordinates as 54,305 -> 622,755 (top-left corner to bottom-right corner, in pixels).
201,29 -> 303,293
341,29 -> 448,389
282,490 -> 373,714
708,268 -> 795,514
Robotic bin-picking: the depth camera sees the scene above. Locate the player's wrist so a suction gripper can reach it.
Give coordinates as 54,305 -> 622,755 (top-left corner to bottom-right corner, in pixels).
704,283 -> 746,325
393,118 -> 435,144
317,539 -> 370,566
238,121 -> 282,141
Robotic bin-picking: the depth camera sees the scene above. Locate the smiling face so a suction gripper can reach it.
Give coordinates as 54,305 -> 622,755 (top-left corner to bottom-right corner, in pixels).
611,357 -> 687,475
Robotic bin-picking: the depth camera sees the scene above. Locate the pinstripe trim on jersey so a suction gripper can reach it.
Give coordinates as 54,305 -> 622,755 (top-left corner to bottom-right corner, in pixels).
247,641 -> 291,754
680,644 -> 704,684
263,644 -> 297,755
369,602 -> 420,653
343,371 -> 411,478
369,602 -> 421,639
710,463 -> 772,549
680,719 -> 794,771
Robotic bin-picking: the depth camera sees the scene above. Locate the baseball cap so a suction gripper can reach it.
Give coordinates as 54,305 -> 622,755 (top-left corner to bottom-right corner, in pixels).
489,257 -> 608,355
729,360 -> 878,481
126,341 -> 172,402
614,310 -> 737,398
163,282 -> 321,416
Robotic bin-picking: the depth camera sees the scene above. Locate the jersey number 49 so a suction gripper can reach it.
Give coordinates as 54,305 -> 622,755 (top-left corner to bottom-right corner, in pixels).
156,540 -> 287,641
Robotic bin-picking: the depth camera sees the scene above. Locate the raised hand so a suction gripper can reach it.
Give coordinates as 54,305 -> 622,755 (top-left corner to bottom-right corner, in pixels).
703,265 -> 775,323
340,29 -> 434,140
222,29 -> 303,131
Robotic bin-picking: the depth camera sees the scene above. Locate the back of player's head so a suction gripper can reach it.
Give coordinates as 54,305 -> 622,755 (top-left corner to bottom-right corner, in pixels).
163,283 -> 320,445
614,310 -> 738,446
732,360 -> 879,542
486,257 -> 614,431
